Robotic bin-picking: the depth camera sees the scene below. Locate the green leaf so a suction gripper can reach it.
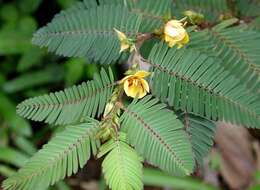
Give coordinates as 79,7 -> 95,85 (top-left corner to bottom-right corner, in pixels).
131,0 -> 171,32
104,0 -> 174,31
17,47 -> 45,72
3,66 -> 64,93
101,140 -> 143,190
17,0 -> 42,13
0,4 -> 18,23
188,21 -> 260,93
148,42 -> 260,128
0,93 -> 31,137
235,0 -> 260,17
0,126 -> 8,147
0,16 -> 37,55
248,17 -> 260,32
13,136 -> 37,156
32,5 -> 142,64
0,30 -> 32,55
0,165 -> 16,178
143,168 -> 218,190
0,147 -> 29,167
100,0 -> 171,32
179,114 -> 216,166
16,68 -> 115,125
64,58 -> 86,86
120,96 -> 194,176
172,0 -> 229,22
2,120 -> 100,190
55,181 -> 71,190
57,0 -> 77,9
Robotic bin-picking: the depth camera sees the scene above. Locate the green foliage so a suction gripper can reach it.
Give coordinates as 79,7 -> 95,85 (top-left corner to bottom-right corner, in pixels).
120,96 -> 194,176
131,0 -> 171,32
2,1 -> 260,190
0,1 -> 88,190
0,93 -> 31,137
17,48 -> 45,72
64,58 -> 86,86
2,120 -> 100,190
3,66 -> 64,93
13,136 -> 37,156
143,168 -> 218,190
236,0 -> 260,17
32,5 -> 142,64
188,19 -> 260,93
74,0 -> 171,32
57,0 -> 77,9
0,16 -> 37,55
172,0 -> 229,22
99,138 -> 143,190
17,0 -> 42,14
148,42 -> 260,128
16,68 -> 115,125
32,0 -> 174,62
0,165 -> 16,178
249,17 -> 260,31
0,147 -> 28,168
179,114 -> 216,166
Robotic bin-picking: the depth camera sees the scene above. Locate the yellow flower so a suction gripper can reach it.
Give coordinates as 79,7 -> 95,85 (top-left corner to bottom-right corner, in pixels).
120,71 -> 150,99
164,20 -> 189,48
114,28 -> 136,53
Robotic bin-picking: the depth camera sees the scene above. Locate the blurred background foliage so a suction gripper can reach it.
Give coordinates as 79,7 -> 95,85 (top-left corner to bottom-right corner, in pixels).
0,0 -> 102,189
0,0 -> 260,190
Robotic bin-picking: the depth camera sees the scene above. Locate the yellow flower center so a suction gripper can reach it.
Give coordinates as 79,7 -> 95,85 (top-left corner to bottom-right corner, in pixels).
120,71 -> 150,99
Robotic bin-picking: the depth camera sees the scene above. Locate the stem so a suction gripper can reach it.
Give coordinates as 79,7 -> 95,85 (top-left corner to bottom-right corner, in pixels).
136,33 -> 154,49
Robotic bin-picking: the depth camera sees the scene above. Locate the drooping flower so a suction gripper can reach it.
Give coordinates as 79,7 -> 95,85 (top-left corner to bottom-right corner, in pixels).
164,19 -> 189,48
120,71 -> 150,99
114,28 -> 136,53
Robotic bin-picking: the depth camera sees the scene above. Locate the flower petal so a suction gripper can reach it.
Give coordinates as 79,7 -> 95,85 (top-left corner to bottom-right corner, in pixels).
114,28 -> 127,41
136,88 -> 146,98
120,43 -> 130,53
182,32 -> 190,44
140,79 -> 150,93
177,43 -> 183,49
120,75 -> 133,84
125,83 -> 138,98
123,79 -> 132,96
168,40 -> 177,48
134,71 -> 150,78
167,20 -> 183,27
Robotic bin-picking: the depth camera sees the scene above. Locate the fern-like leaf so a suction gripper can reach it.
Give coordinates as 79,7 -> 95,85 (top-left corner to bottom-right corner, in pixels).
100,139 -> 143,190
2,120 -> 100,190
236,0 -> 260,17
188,20 -> 260,93
148,42 -> 260,128
57,0 -> 98,13
59,0 -> 171,33
172,0 -> 229,22
16,68 -> 115,125
120,96 -> 194,176
131,0 -> 171,32
249,17 -> 260,32
32,5 -> 142,64
179,113 -> 216,166
98,0 -> 171,32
